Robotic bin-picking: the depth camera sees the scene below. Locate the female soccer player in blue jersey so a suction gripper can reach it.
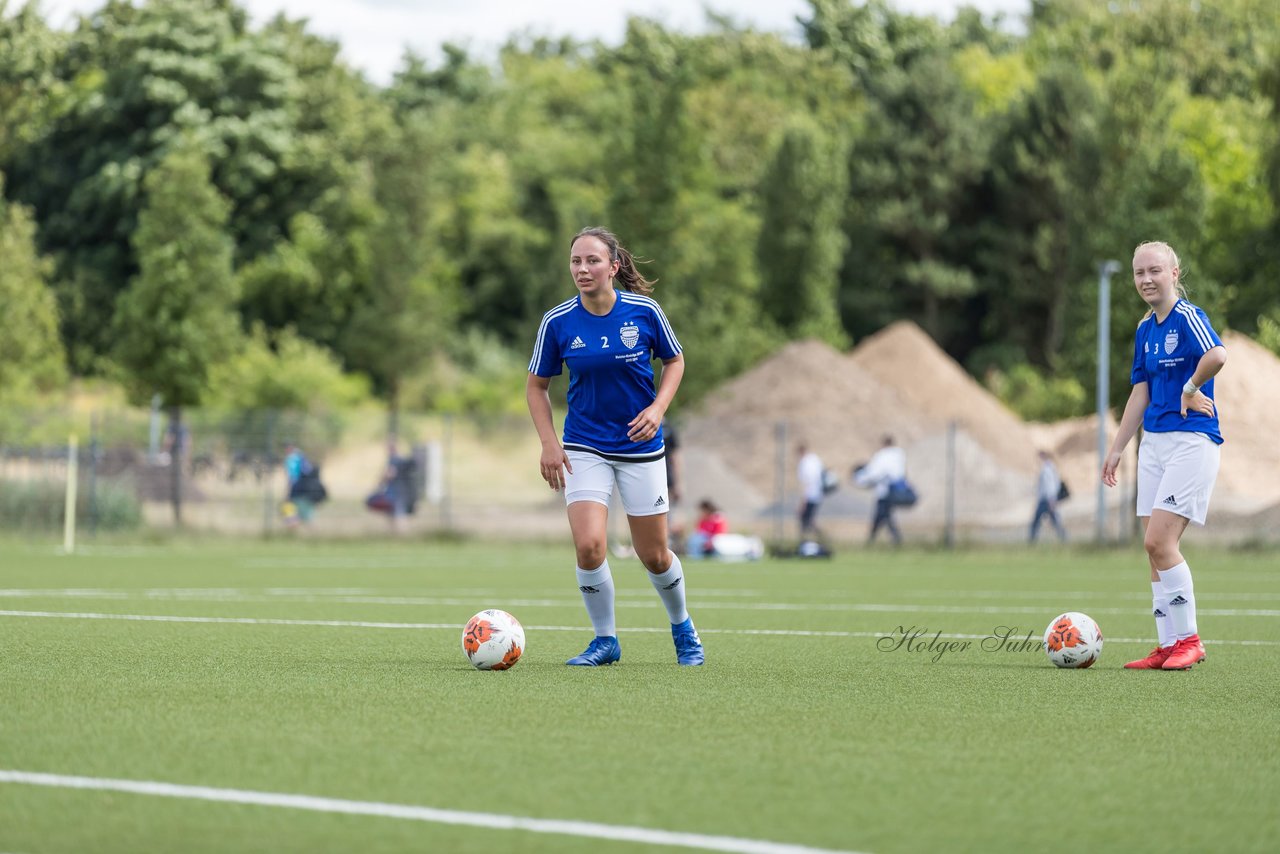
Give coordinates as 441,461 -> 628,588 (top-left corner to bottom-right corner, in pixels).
1102,241 -> 1226,671
526,227 -> 704,667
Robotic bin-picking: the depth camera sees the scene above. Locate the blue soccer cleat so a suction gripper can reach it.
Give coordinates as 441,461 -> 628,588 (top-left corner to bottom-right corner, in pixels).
566,635 -> 621,666
671,618 -> 705,666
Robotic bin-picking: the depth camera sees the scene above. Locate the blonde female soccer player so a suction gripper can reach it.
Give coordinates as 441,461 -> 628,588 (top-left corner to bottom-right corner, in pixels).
526,227 -> 703,667
1102,241 -> 1226,670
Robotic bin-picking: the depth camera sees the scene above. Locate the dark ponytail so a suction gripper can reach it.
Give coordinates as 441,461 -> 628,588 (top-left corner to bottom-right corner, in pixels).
571,226 -> 656,296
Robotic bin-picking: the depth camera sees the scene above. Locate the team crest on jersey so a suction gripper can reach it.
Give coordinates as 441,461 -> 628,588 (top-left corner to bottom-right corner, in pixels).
619,322 -> 640,349
1164,330 -> 1179,354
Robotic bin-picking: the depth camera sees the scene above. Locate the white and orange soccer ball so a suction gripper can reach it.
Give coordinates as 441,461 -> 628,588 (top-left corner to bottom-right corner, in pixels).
1043,612 -> 1103,669
461,609 -> 525,671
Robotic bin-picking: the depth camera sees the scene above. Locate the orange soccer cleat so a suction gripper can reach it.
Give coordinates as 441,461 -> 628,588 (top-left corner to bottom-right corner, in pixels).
1124,646 -> 1174,669
1161,635 -> 1206,670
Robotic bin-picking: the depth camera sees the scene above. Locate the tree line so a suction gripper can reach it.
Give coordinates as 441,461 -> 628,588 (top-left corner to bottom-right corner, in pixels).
3,0 -> 1280,426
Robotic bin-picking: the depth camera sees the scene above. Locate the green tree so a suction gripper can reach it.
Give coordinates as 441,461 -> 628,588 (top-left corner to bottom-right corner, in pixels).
382,43 -> 581,351
0,0 -> 66,164
606,20 -> 699,272
970,64 -> 1105,372
668,28 -> 855,399
1028,0 -> 1275,101
0,175 -> 66,399
756,118 -> 848,345
206,324 -> 370,412
344,113 -> 460,431
817,3 -> 988,347
659,193 -> 775,404
112,141 -> 238,522
10,0 -> 383,371
1247,44 -> 1280,335
234,12 -> 391,351
971,47 -> 1210,409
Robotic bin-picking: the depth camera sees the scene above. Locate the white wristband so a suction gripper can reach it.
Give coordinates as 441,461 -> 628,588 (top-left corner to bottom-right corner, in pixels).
1182,380 -> 1199,396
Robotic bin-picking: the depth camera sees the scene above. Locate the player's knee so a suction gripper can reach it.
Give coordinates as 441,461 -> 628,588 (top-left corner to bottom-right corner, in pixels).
636,545 -> 671,574
1143,531 -> 1176,565
575,541 -> 608,569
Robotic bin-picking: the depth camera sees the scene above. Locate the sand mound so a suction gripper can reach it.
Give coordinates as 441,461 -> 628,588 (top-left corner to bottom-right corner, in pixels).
848,321 -> 1039,475
684,324 -> 1045,522
1026,414 -> 1115,459
678,321 -> 1280,537
683,339 -> 918,495
1212,331 -> 1280,507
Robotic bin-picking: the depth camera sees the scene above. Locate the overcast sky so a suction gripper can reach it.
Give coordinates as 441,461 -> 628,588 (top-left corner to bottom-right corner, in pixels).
45,0 -> 1031,86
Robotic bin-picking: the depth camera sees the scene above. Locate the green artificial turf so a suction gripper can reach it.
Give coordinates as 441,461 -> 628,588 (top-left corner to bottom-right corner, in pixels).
1,538 -> 1276,853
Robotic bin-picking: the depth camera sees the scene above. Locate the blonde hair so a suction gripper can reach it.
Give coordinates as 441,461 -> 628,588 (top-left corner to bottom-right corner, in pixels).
1134,240 -> 1188,319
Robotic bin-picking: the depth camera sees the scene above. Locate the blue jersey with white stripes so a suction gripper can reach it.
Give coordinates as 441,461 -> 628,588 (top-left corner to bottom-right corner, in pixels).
1130,299 -> 1224,444
528,291 -> 682,458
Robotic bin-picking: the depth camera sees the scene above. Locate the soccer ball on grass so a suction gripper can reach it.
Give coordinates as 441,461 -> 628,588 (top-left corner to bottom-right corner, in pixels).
1043,612 -> 1103,669
462,609 -> 525,670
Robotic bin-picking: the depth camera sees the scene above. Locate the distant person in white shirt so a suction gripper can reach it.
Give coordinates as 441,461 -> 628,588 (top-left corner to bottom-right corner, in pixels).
1030,450 -> 1067,543
796,442 -> 825,540
853,435 -> 907,545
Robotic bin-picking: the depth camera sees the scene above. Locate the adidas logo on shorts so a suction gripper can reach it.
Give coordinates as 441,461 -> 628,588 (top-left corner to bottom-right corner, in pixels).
653,496 -> 665,507
1162,494 -> 1177,505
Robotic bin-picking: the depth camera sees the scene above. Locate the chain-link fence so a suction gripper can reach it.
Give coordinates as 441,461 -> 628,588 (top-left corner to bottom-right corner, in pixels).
2,405 -> 1275,547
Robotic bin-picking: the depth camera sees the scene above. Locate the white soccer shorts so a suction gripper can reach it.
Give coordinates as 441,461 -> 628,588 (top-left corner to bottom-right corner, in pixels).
563,450 -> 670,517
1136,431 -> 1221,526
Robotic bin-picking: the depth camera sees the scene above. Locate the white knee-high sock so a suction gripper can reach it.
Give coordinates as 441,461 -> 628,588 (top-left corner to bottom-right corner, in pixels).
1151,580 -> 1173,649
576,561 -> 616,637
648,552 -> 689,625
1158,561 -> 1198,640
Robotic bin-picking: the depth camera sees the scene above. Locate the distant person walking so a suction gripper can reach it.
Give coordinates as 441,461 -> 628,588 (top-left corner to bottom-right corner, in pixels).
796,442 -> 825,541
1103,240 -> 1226,671
526,226 -> 703,667
853,435 -> 907,545
1029,450 -> 1067,543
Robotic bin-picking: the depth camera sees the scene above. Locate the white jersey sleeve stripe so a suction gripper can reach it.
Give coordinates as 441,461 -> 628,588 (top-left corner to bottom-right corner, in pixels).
620,293 -> 681,353
529,302 -> 575,373
528,299 -> 577,374
1175,303 -> 1214,352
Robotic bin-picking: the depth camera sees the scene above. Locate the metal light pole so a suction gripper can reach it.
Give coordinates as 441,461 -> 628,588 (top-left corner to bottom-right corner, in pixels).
1096,259 -> 1122,544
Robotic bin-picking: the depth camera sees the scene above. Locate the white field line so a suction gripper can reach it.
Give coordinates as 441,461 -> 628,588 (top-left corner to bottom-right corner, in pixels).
239,557 -> 439,569
2,588 -> 1278,618
0,588 -> 762,601
902,590 -> 1280,602
0,770 -> 863,854
2,610 -> 1278,646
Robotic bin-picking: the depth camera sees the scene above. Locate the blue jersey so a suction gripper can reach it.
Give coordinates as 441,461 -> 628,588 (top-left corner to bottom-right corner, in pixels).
528,291 -> 682,459
1130,299 -> 1223,444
